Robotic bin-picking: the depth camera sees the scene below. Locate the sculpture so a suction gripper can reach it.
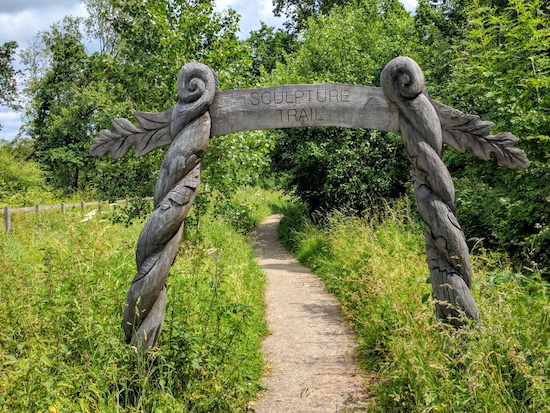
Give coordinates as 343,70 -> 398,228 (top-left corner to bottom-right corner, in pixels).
90,57 -> 529,350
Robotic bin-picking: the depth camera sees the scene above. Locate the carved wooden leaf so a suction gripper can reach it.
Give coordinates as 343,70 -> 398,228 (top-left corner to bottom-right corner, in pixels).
132,252 -> 160,284
89,108 -> 174,159
431,99 -> 530,169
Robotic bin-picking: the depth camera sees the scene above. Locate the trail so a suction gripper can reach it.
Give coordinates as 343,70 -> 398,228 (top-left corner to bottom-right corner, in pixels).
252,214 -> 368,412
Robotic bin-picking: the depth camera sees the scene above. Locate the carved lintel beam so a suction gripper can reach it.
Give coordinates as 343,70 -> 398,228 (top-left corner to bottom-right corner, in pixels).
91,85 -> 529,171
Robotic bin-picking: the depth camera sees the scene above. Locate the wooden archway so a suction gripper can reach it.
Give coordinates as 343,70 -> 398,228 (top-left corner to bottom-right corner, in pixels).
90,57 -> 529,350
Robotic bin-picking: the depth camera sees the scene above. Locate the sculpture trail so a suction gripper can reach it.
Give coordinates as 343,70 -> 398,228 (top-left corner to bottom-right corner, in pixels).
90,57 -> 529,350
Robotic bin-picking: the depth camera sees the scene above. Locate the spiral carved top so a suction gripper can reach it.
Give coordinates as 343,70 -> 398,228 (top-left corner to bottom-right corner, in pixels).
381,56 -> 443,157
171,62 -> 219,138
380,56 -> 427,101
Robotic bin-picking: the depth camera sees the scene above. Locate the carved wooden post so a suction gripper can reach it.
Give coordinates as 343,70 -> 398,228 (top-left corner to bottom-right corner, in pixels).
381,57 -> 480,326
121,63 -> 218,349
4,206 -> 11,234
